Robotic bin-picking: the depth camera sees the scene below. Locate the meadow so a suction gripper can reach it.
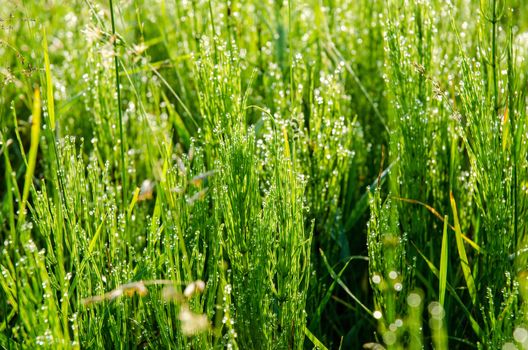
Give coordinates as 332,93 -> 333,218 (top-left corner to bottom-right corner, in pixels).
1,0 -> 528,348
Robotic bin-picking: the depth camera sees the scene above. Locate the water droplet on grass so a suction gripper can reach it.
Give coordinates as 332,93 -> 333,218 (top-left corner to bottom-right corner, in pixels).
514,327 -> 528,343
407,292 -> 422,307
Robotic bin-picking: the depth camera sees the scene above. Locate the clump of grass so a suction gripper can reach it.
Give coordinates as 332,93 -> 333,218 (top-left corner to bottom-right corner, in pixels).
367,185 -> 412,347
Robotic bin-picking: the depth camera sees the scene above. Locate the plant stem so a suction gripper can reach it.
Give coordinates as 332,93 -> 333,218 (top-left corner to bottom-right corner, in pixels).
109,0 -> 127,208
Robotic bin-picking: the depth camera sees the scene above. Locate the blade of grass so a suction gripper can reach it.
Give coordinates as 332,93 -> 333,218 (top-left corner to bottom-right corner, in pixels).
88,215 -> 107,256
319,249 -> 372,317
393,196 -> 483,253
310,256 -> 368,330
344,160 -> 396,231
411,241 -> 482,337
304,326 -> 329,350
161,90 -> 191,148
127,187 -> 140,219
108,0 -> 127,207
42,27 -> 55,131
18,88 -> 41,227
439,215 -> 449,307
450,192 -> 477,306
68,214 -> 108,297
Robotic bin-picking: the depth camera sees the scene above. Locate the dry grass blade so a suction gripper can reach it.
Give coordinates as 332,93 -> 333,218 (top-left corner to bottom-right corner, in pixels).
82,281 -> 148,306
393,196 -> 483,253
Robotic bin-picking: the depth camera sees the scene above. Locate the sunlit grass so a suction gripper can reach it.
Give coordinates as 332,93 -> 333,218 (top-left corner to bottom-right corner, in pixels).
1,0 -> 528,349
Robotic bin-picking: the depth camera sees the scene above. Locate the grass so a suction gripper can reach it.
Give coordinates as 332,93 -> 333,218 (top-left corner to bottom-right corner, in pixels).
1,0 -> 528,348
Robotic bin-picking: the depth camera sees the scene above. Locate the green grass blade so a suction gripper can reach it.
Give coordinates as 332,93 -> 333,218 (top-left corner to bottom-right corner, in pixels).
344,160 -> 396,231
439,215 -> 449,307
412,241 -> 482,338
161,90 -> 191,148
450,192 -> 477,306
108,0 -> 127,208
18,88 -> 41,227
127,187 -> 140,219
320,249 -> 372,317
42,27 -> 55,131
310,256 -> 367,330
88,215 -> 107,256
304,326 -> 329,350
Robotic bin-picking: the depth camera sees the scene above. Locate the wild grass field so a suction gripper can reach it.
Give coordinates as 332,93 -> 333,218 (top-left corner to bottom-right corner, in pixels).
1,0 -> 528,348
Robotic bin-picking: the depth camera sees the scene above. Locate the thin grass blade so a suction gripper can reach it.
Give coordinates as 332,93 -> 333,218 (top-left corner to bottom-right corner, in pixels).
42,28 -> 55,131
320,249 -> 372,316
304,326 -> 329,350
439,215 -> 449,307
18,88 -> 41,227
450,192 -> 477,306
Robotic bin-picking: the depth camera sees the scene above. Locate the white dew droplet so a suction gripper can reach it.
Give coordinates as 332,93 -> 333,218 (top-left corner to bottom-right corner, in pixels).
502,342 -> 517,350
514,327 -> 528,344
407,292 -> 422,307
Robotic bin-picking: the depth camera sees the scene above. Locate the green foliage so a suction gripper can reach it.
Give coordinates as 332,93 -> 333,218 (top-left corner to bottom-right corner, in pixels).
2,0 -> 528,349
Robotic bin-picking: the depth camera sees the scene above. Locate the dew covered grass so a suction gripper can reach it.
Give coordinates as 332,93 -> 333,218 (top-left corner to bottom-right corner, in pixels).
1,0 -> 528,349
